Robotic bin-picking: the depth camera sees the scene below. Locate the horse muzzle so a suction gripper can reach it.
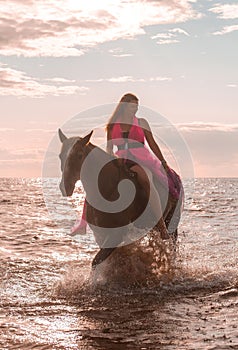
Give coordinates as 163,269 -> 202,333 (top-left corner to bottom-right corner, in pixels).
59,179 -> 74,197
59,180 -> 67,197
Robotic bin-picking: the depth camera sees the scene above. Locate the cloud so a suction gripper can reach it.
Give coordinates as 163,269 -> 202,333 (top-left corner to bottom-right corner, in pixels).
24,128 -> 56,134
149,77 -> 172,81
108,48 -> 133,57
170,28 -> 190,36
84,76 -> 145,83
177,122 -> 238,133
107,76 -> 145,83
1,121 -> 238,177
0,0 -> 34,4
176,123 -> 238,176
155,39 -> 180,45
209,4 -> 238,19
0,147 -> 45,161
151,27 -> 190,45
0,128 -> 15,132
0,64 -> 88,97
212,24 -> 238,36
44,77 -> 76,83
0,146 -> 44,177
84,75 -> 172,83
0,0 -> 200,57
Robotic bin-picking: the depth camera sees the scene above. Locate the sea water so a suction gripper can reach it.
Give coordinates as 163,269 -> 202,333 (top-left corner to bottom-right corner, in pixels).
0,177 -> 237,349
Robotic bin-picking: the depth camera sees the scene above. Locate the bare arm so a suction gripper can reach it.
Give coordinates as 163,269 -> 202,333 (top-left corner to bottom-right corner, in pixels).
106,127 -> 114,155
139,118 -> 168,167
106,126 -> 124,167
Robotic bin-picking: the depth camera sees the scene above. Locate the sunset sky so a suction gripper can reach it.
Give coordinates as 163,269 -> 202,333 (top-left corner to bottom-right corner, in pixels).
0,0 -> 237,178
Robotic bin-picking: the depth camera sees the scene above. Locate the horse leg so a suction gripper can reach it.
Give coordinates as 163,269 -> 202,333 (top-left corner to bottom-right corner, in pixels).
130,165 -> 169,239
164,197 -> 182,244
92,248 -> 116,268
90,223 -> 127,268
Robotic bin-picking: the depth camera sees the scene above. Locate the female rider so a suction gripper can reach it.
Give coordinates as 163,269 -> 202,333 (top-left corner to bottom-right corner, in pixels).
71,93 -> 181,239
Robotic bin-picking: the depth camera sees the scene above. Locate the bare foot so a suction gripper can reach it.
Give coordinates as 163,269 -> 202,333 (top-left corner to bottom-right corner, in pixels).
69,220 -> 87,236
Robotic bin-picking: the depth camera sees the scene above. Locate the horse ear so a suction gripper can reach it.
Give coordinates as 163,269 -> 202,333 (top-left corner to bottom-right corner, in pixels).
58,128 -> 67,143
81,130 -> 93,146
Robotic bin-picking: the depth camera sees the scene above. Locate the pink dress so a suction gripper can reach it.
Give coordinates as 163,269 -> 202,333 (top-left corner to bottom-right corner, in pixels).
71,116 -> 182,234
110,116 -> 182,200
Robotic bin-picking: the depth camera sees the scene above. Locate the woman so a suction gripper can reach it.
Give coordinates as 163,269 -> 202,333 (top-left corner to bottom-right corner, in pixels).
106,92 -> 177,239
71,93 -> 181,238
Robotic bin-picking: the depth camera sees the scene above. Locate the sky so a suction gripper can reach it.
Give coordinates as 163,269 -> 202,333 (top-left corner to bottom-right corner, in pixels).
0,0 -> 237,178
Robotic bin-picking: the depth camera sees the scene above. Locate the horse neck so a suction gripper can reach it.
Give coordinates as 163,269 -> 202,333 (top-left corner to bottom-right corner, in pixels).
83,143 -> 113,164
81,143 -> 118,197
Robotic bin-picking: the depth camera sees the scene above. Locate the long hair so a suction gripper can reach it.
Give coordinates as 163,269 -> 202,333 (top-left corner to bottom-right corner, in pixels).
106,93 -> 139,131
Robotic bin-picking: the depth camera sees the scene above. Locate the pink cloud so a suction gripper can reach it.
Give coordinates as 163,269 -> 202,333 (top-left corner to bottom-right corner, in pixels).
212,25 -> 238,36
176,123 -> 238,177
0,64 -> 88,97
0,147 -> 44,161
0,0 -> 201,57
152,27 -> 190,45
85,75 -> 171,83
209,4 -> 238,19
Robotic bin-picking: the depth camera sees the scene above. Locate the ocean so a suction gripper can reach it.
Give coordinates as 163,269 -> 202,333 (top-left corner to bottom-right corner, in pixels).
0,177 -> 237,349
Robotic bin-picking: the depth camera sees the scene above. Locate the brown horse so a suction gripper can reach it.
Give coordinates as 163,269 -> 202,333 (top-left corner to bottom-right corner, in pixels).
58,129 -> 183,268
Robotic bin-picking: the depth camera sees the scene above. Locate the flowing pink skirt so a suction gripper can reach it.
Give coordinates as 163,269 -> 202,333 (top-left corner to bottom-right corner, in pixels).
116,146 -> 182,200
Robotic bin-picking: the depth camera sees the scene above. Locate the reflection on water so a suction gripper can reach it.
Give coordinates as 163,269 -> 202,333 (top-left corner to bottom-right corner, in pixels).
0,178 -> 238,349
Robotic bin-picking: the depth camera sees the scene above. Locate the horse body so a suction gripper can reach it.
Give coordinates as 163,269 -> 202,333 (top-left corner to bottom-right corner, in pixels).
59,129 -> 183,267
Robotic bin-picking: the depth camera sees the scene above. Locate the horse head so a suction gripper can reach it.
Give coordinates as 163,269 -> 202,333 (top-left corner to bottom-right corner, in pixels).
58,129 -> 93,196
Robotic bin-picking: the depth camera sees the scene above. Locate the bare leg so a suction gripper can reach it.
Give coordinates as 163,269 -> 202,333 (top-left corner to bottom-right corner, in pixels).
70,200 -> 87,235
70,218 -> 87,235
131,165 -> 169,239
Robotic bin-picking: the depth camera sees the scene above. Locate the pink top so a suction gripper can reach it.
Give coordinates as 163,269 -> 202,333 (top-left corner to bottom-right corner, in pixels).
110,116 -> 182,200
111,116 -> 145,145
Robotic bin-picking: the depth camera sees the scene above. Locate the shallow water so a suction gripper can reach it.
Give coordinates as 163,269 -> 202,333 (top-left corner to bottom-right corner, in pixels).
0,177 -> 237,349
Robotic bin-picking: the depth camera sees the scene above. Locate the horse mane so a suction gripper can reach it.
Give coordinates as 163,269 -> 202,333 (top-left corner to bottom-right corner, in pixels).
84,141 -> 116,163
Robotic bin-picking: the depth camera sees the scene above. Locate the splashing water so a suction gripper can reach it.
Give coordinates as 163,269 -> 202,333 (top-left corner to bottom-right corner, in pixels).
55,228 -> 177,301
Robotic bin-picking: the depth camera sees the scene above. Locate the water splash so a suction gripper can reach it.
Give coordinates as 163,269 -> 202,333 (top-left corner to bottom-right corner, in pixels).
55,229 -> 177,300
